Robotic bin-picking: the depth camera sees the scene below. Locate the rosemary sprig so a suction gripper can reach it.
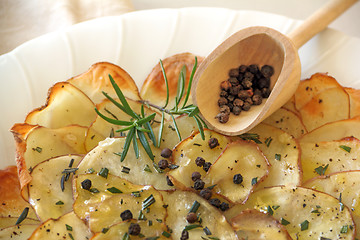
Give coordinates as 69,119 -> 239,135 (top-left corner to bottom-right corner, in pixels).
95,57 -> 206,162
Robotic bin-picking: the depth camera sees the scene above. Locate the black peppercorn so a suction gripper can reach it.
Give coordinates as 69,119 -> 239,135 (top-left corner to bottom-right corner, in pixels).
233,98 -> 244,107
261,88 -> 271,98
209,198 -> 221,208
166,176 -> 174,186
239,65 -> 248,73
158,159 -> 169,170
242,102 -> 251,111
220,80 -> 231,91
186,212 -> 198,223
219,105 -> 230,114
238,90 -> 250,100
243,71 -> 254,81
233,174 -> 243,184
257,77 -> 270,89
191,172 -> 201,182
120,209 -> 133,221
252,94 -> 263,105
229,85 -> 242,96
199,188 -> 212,200
229,68 -> 240,78
203,162 -> 212,172
218,97 -> 228,106
261,65 -> 274,78
128,223 -> 141,235
194,179 -> 205,190
81,179 -> 92,190
219,202 -> 230,211
215,112 -> 229,123
195,157 -> 205,167
226,94 -> 235,102
229,77 -> 239,86
249,64 -> 259,74
220,90 -> 228,98
232,106 -> 242,116
160,148 -> 172,158
208,138 -> 219,149
180,230 -> 189,240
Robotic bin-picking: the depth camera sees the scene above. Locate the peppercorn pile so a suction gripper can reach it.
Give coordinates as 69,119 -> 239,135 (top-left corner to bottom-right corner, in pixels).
216,64 -> 274,123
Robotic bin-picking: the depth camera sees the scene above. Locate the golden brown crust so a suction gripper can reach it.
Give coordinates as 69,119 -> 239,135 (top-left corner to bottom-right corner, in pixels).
68,62 -> 140,103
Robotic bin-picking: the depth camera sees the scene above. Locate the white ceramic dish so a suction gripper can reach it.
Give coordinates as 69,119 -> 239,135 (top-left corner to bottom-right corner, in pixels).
1,7 -> 360,168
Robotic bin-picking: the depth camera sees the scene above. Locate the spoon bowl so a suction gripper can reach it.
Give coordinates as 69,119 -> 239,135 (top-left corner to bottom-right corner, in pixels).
192,27 -> 300,136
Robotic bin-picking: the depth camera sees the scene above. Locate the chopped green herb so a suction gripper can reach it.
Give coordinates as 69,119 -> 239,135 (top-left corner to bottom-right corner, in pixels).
239,133 -> 262,144
148,220 -> 153,226
281,218 -> 290,225
90,188 -> 100,193
32,147 -> 42,153
208,237 -> 220,240
15,207 -> 29,225
156,219 -> 163,223
132,191 -> 141,197
311,209 -> 320,214
109,128 -> 115,138
275,153 -> 281,161
102,228 -> 109,234
272,205 -> 280,210
68,158 -> 74,168
207,184 -> 217,190
153,162 -> 164,173
162,231 -> 171,238
339,145 -> 351,153
314,164 -> 329,176
340,225 -> 349,233
138,210 -> 147,220
121,166 -> 130,174
189,201 -> 200,213
203,226 -> 212,235
184,224 -> 202,231
62,168 -> 78,174
55,200 -> 64,205
122,232 -> 130,240
65,224 -> 73,231
265,137 -> 273,147
300,220 -> 309,231
98,167 -> 109,178
113,152 -> 122,157
107,187 -> 123,194
251,177 -> 258,186
68,233 -> 74,240
142,194 -> 156,209
168,164 -> 179,169
320,237 -> 331,240
267,205 -> 273,215
87,168 -> 95,174
60,174 -> 65,192
144,164 -> 152,173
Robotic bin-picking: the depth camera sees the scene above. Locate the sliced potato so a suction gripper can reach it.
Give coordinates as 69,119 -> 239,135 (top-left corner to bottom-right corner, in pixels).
345,87 -> 360,118
0,166 -> 37,220
11,124 -> 87,189
162,190 -> 238,240
25,82 -> 96,128
294,73 -> 344,110
85,98 -> 159,152
91,219 -> 167,240
282,95 -> 298,113
247,123 -> 301,188
78,137 -> 172,190
28,155 -> 83,221
203,140 -> 269,203
262,107 -> 307,138
0,224 -> 39,240
298,87 -> 350,132
300,137 -> 360,182
225,186 -> 355,240
29,211 -> 92,240
230,209 -> 292,240
167,130 -> 231,190
68,62 -> 140,103
140,52 -> 203,110
73,173 -> 166,233
0,217 -> 39,230
299,116 -> 360,142
303,170 -> 360,239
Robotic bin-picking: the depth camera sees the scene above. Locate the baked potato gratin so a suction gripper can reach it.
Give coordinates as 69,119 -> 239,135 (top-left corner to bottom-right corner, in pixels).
1,52 -> 360,239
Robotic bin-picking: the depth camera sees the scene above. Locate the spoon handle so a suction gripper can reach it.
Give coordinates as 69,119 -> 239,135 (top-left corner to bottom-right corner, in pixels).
289,0 -> 358,49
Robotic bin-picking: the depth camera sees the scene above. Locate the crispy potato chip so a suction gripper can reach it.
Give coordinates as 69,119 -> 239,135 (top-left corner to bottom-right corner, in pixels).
345,87 -> 360,118
25,82 -> 96,128
167,130 -> 231,190
225,186 -> 355,240
303,170 -> 360,239
162,190 -> 238,239
78,137 -> 173,190
298,87 -> 350,132
262,107 -> 307,138
0,224 -> 39,240
29,211 -> 92,240
300,137 -> 360,182
73,173 -> 166,233
28,155 -> 83,221
203,140 -> 269,203
294,73 -> 344,110
230,209 -> 292,240
140,53 -> 203,110
68,62 -> 140,103
299,116 -> 360,142
247,123 -> 301,188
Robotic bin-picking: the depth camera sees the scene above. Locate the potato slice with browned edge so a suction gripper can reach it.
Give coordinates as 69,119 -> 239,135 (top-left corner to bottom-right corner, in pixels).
73,173 -> 166,233
230,209 -> 292,240
203,140 -> 269,203
25,82 -> 96,128
300,137 -> 360,182
299,87 -> 350,132
294,73 -> 344,110
85,98 -> 158,152
78,137 -> 172,190
0,224 -> 39,240
303,170 -> 360,239
247,123 -> 301,188
68,62 -> 140,103
345,87 -> 360,118
225,186 -> 355,240
299,116 -> 360,143
0,217 -> 39,229
262,107 -> 307,138
162,190 -> 238,240
11,124 -> 87,189
167,130 -> 231,190
28,155 -> 83,221
29,211 -> 92,240
140,53 -> 203,110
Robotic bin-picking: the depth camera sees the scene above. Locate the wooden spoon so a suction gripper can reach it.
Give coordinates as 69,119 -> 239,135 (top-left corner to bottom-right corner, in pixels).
192,0 -> 357,136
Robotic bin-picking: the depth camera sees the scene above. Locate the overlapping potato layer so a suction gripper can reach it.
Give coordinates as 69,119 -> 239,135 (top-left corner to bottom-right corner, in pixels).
2,54 -> 360,239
